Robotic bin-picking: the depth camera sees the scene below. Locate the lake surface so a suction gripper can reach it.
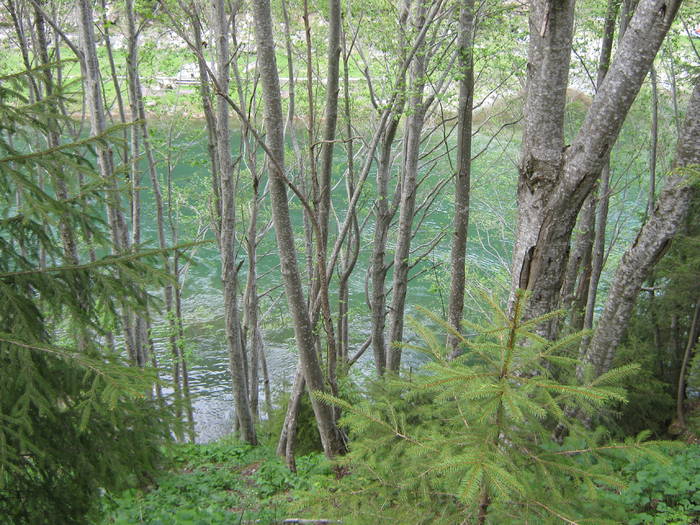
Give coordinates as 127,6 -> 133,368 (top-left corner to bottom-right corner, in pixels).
141,120 -> 648,442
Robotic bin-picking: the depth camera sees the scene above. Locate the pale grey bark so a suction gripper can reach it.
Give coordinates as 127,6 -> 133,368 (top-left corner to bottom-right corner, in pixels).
511,0 -> 682,336
124,0 -> 147,368
229,12 -> 264,423
368,0 -> 411,377
318,0 -> 342,249
77,0 -> 135,360
446,0 -> 475,358
584,80 -> 700,377
338,20 -> 361,363
387,0 -> 429,373
30,1 -> 91,352
275,0 -> 307,461
241,161 -> 263,421
648,65 -> 659,218
99,0 -> 129,165
212,0 -> 256,445
560,0 -> 619,334
369,125 -> 400,375
77,0 -> 128,252
125,0 -> 195,431
32,2 -> 79,265
560,192 -> 595,329
318,0 -> 343,393
252,0 -> 344,457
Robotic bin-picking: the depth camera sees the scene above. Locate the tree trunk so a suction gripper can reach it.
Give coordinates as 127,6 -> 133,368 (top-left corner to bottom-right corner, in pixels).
213,0 -> 256,445
511,0 -> 681,339
560,0 -> 619,331
446,0 -> 475,358
77,0 -> 135,361
318,0 -> 342,250
252,0 -> 345,458
370,120 -> 402,376
387,0 -> 429,373
676,298 -> 700,427
584,80 -> 699,377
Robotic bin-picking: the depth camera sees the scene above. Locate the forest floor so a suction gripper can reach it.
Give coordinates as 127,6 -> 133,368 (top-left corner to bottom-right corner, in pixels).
101,438 -> 334,525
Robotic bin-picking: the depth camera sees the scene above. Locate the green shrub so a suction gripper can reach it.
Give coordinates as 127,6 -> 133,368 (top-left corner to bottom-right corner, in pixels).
619,445 -> 700,525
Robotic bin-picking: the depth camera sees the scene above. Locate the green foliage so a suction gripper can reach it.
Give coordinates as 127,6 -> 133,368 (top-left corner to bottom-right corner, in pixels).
1,69 -> 172,524
616,192 -> 700,437
612,338 -> 676,438
260,389 -> 323,455
103,439 -> 330,524
301,292 -> 665,523
618,445 -> 700,524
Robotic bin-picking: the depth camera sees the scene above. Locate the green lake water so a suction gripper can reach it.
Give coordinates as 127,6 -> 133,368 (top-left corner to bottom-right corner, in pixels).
139,121 -> 647,441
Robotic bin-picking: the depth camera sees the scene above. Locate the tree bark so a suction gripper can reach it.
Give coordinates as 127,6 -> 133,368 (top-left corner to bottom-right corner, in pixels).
77,0 -> 135,361
252,0 -> 345,458
584,80 -> 700,377
213,0 -> 256,445
511,0 -> 681,338
387,0 -> 429,373
446,0 -> 475,358
676,298 -> 700,427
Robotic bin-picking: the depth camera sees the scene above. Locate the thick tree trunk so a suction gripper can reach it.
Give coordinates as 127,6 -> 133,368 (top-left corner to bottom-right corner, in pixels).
511,0 -> 681,337
252,0 -> 345,458
446,0 -> 475,357
584,80 -> 700,377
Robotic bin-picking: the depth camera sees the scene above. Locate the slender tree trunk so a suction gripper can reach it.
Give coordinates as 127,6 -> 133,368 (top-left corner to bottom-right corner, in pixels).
8,0 -> 40,103
318,0 -> 342,249
317,0 -> 343,394
560,192 -> 595,330
336,1 -> 361,365
77,0 -> 135,362
258,327 -> 273,418
648,65 -> 658,219
337,19 -> 361,364
244,197 -> 261,420
664,47 -> 682,138
276,0 -> 309,460
370,121 -> 401,376
387,0 -> 429,372
212,0 -> 256,445
368,1 -> 411,377
99,0 -> 129,166
584,80 -> 699,377
446,0 -> 475,358
253,0 -> 345,458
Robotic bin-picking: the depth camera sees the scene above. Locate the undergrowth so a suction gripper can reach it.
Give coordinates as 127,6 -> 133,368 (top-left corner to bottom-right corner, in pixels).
100,437 -> 332,524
